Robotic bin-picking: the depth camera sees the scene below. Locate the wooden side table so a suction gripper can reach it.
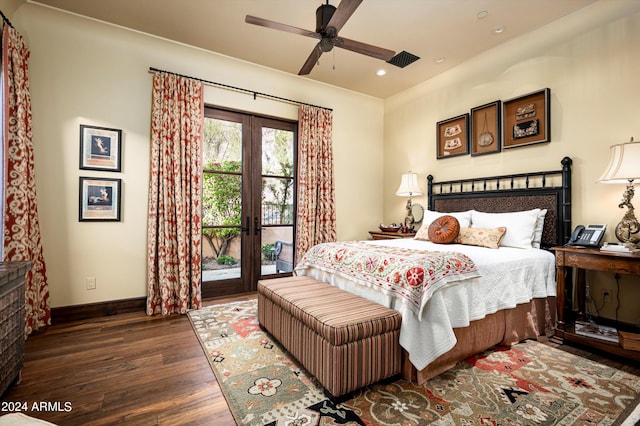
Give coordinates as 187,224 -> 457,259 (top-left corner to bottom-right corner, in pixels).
552,246 -> 640,362
369,230 -> 416,240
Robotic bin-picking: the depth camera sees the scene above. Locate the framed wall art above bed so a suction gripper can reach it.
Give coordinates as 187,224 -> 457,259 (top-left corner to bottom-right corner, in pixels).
470,100 -> 501,156
436,114 -> 469,159
502,88 -> 551,149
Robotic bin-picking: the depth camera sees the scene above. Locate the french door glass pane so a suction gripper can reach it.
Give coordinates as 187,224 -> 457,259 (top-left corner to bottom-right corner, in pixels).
262,128 -> 294,177
202,117 -> 242,281
203,118 -> 241,168
262,177 -> 293,225
261,127 -> 295,274
261,226 -> 294,274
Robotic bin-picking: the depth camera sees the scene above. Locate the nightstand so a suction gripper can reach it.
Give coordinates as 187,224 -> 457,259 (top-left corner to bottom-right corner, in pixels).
552,246 -> 640,362
369,230 -> 416,240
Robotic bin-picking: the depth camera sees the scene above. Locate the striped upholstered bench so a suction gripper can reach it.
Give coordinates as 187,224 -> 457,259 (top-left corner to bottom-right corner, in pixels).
257,276 -> 402,397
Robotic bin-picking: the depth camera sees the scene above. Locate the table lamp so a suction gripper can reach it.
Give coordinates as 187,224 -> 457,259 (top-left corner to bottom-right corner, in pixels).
597,137 -> 640,245
396,172 -> 423,231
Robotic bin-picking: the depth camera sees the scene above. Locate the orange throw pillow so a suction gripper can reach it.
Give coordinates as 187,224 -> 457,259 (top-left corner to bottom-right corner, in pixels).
427,215 -> 460,244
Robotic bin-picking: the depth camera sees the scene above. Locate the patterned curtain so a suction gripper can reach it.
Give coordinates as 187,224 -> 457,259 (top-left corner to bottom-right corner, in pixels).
146,72 -> 204,315
295,105 -> 336,262
2,23 -> 50,335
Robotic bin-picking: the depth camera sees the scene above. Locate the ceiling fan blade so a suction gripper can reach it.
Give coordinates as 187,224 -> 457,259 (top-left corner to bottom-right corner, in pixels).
299,45 -> 322,75
245,15 -> 321,39
337,37 -> 395,61
327,0 -> 363,33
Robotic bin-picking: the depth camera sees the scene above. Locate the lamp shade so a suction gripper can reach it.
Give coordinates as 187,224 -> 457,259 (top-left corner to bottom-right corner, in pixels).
396,172 -> 423,196
597,139 -> 640,184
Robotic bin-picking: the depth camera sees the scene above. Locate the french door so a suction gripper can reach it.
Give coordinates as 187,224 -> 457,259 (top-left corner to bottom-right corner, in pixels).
201,107 -> 296,298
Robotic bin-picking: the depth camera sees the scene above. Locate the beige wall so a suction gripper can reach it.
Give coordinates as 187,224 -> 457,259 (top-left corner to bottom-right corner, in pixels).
383,0 -> 640,325
0,0 -> 22,16
11,3 -> 383,308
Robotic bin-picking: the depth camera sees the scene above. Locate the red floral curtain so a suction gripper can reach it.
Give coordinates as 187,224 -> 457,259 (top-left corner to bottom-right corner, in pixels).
147,72 -> 204,315
295,105 -> 336,262
2,23 -> 50,335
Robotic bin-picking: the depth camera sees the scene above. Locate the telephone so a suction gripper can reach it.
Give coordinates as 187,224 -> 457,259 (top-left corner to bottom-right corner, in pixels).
567,224 -> 606,247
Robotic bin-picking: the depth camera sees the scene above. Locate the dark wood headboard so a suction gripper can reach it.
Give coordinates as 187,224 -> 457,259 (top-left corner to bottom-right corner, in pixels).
427,157 -> 572,249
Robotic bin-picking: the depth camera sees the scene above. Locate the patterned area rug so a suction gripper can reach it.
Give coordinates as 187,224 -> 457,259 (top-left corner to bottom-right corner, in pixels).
187,300 -> 640,426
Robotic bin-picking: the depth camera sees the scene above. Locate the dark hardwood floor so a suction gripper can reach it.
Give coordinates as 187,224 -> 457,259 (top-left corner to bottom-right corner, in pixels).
1,294 -> 257,425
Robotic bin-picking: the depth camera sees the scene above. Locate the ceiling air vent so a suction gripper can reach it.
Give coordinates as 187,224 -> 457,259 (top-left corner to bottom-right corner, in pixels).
387,51 -> 420,68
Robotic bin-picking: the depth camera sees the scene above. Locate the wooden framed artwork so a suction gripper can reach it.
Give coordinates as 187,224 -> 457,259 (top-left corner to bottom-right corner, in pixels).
502,88 -> 550,149
470,101 -> 501,156
79,177 -> 122,221
436,114 -> 469,159
79,125 -> 122,172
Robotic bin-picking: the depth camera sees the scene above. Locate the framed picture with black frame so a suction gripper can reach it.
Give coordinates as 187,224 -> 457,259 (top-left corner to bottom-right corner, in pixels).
436,113 -> 469,159
79,124 -> 122,172
502,88 -> 550,149
79,177 -> 122,222
470,100 -> 502,156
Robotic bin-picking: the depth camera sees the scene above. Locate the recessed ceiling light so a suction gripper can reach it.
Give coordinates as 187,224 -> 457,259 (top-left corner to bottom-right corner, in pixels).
434,57 -> 445,64
494,26 -> 504,34
376,69 -> 386,76
477,11 -> 488,19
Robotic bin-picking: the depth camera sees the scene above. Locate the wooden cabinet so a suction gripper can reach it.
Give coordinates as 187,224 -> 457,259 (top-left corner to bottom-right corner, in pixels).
0,262 -> 31,397
552,246 -> 640,362
369,230 -> 416,240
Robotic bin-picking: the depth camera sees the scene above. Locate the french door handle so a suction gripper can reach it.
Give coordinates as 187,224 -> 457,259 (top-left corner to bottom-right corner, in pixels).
242,216 -> 250,235
254,217 -> 261,235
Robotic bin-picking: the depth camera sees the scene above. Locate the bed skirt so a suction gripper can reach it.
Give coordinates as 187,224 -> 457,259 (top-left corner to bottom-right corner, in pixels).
402,296 -> 557,385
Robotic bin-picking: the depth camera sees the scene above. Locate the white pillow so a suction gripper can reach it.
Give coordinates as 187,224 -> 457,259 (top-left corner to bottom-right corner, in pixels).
415,210 -> 472,241
422,210 -> 472,227
532,209 -> 547,249
470,209 -> 540,249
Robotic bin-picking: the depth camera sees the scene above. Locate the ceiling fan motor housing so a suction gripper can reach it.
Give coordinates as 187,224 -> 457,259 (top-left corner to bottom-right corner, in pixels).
316,3 -> 336,33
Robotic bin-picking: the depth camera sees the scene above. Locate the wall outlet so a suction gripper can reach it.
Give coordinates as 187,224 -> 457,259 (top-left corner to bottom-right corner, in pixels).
601,289 -> 612,304
86,277 -> 96,290
585,284 -> 591,299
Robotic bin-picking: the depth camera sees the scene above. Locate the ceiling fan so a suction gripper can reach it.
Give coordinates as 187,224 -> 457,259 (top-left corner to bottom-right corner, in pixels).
245,0 -> 396,75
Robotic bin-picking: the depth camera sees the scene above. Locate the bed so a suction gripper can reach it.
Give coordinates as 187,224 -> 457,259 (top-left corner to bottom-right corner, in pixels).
294,157 -> 572,385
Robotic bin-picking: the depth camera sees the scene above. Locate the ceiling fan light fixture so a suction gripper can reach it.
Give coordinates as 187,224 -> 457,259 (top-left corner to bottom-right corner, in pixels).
319,37 -> 334,52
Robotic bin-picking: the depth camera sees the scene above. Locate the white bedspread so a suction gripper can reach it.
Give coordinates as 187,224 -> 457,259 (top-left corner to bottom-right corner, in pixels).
294,238 -> 556,371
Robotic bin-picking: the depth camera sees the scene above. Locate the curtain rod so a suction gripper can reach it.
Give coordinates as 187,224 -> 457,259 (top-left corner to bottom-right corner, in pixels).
149,67 -> 332,112
1,10 -> 14,29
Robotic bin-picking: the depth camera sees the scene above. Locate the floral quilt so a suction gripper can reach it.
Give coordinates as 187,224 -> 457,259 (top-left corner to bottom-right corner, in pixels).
296,241 -> 480,319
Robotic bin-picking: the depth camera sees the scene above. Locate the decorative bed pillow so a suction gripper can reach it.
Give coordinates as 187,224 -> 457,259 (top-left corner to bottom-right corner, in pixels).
427,215 -> 460,244
416,210 -> 472,241
455,227 -> 506,249
532,209 -> 547,249
422,210 -> 472,227
414,223 -> 430,241
470,209 -> 540,249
